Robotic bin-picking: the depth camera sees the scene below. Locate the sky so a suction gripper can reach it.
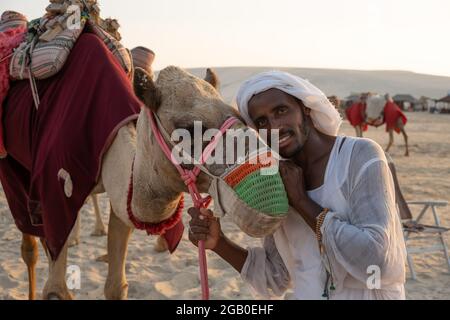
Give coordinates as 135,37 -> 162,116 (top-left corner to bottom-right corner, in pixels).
2,0 -> 450,77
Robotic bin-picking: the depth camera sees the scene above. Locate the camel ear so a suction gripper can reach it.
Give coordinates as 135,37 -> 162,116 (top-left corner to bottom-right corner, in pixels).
133,67 -> 161,112
204,68 -> 220,90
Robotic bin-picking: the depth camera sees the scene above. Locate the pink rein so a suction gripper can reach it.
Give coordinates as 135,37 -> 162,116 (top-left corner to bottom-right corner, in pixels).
147,109 -> 238,300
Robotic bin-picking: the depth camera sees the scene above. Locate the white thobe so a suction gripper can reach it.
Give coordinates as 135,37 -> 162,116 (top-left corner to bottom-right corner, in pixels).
240,136 -> 407,300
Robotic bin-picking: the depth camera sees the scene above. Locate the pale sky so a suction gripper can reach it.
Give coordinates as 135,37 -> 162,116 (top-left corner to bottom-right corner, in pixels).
2,0 -> 450,77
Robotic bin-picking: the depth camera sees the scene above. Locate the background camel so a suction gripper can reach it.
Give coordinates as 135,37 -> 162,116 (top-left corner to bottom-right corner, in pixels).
346,93 -> 409,156
365,94 -> 409,156
345,93 -> 369,138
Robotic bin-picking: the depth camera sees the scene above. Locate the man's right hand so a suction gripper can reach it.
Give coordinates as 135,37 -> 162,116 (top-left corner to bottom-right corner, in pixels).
188,207 -> 221,250
188,207 -> 249,273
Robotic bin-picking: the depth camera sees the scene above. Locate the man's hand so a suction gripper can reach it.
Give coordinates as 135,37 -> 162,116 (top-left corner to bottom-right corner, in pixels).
188,207 -> 221,250
188,207 -> 248,273
279,160 -> 307,207
279,160 -> 323,230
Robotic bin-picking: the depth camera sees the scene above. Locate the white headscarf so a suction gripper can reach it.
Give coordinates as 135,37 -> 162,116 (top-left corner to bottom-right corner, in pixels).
236,71 -> 342,136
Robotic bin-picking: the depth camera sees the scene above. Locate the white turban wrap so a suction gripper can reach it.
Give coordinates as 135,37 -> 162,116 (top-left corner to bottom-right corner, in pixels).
236,71 -> 342,136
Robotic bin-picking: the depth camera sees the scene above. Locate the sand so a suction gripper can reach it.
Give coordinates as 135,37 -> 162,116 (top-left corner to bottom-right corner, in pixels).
0,104 -> 449,300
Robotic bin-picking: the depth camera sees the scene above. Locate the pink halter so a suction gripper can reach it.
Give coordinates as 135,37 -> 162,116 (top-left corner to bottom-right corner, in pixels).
133,108 -> 238,300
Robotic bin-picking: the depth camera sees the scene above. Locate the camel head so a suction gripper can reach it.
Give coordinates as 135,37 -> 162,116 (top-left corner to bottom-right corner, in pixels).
133,66 -> 247,193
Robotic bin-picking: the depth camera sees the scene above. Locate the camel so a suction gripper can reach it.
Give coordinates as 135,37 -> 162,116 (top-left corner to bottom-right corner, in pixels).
347,93 -> 409,156
365,94 -> 409,156
345,93 -> 369,138
18,65 -> 244,300
385,109 -> 409,156
66,58 -> 176,250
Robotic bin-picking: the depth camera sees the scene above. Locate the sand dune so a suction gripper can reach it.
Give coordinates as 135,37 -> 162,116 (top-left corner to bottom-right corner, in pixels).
187,67 -> 450,103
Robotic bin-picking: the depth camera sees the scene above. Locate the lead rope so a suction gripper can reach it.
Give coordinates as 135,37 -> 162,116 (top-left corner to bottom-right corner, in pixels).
27,38 -> 40,110
28,68 -> 40,109
13,35 -> 40,109
147,109 -> 238,300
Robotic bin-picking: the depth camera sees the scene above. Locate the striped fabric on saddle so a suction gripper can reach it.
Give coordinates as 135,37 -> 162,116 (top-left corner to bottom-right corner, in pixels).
8,0 -> 132,81
9,18 -> 86,80
87,21 -> 133,78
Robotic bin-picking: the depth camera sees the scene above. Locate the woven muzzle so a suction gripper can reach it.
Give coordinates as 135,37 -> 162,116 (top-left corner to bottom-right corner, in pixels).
222,150 -> 289,217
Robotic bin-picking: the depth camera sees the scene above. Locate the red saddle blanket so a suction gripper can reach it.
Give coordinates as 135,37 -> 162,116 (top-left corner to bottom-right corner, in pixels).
0,25 -> 26,157
0,33 -> 141,259
384,101 -> 407,133
346,102 -> 368,131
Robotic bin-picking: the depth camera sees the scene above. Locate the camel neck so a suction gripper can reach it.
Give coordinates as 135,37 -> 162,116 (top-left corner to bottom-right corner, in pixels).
130,109 -> 184,223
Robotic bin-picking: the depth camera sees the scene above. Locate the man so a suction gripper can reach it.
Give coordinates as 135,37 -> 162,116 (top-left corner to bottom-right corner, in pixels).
188,71 -> 406,300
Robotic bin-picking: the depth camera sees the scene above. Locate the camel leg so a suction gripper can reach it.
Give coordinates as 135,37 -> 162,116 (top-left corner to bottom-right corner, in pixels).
386,129 -> 394,153
41,239 -> 73,300
355,126 -> 363,138
398,121 -> 409,157
21,233 -> 38,300
67,214 -> 81,247
104,205 -> 132,300
154,235 -> 169,253
91,194 -> 107,236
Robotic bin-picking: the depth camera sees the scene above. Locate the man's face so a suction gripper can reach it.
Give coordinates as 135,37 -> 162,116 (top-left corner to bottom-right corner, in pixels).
248,88 -> 310,158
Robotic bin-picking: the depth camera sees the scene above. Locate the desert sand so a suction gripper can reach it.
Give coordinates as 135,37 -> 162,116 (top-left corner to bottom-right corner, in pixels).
0,79 -> 449,300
